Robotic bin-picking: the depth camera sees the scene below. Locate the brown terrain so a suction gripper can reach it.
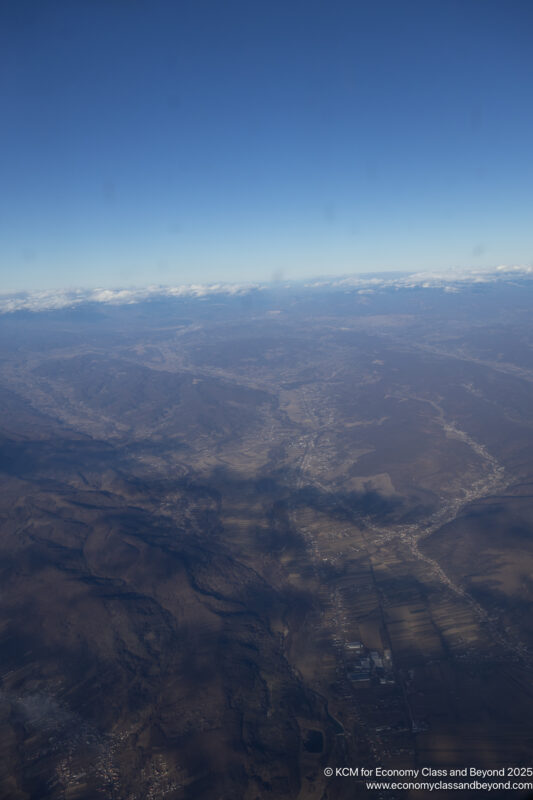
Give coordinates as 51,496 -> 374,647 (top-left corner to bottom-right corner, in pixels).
1,282 -> 533,799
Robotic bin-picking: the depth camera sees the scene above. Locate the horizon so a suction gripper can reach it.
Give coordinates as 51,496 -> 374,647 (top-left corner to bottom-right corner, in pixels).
1,263 -> 533,314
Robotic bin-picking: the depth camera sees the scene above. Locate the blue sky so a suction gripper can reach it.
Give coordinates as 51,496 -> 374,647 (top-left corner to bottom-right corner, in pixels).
1,0 -> 532,292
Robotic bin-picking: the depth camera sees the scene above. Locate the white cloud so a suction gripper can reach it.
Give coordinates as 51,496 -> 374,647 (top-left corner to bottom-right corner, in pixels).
0,281 -> 265,313
305,264 -> 533,292
1,265 -> 532,314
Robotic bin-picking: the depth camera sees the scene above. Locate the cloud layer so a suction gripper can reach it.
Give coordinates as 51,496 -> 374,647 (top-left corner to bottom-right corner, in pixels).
304,264 -> 533,292
1,265 -> 532,314
0,282 -> 262,313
